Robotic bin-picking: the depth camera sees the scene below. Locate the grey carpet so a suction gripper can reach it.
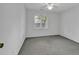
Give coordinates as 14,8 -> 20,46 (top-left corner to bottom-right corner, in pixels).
19,35 -> 79,55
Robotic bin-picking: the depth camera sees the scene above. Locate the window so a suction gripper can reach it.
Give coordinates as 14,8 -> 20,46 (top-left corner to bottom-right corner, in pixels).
34,15 -> 48,29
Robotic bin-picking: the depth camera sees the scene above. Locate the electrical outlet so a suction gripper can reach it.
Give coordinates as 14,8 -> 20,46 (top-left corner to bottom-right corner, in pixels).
0,43 -> 4,48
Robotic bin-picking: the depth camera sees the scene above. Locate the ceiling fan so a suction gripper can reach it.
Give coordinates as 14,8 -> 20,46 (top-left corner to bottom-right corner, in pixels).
40,3 -> 58,10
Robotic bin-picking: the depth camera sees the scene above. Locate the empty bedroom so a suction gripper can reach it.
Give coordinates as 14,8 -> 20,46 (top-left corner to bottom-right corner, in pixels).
0,3 -> 79,55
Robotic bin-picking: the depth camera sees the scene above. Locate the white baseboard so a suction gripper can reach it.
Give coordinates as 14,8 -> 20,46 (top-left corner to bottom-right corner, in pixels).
60,34 -> 79,43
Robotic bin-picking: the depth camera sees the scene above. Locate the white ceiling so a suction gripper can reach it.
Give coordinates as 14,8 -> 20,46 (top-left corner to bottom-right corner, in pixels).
25,3 -> 79,12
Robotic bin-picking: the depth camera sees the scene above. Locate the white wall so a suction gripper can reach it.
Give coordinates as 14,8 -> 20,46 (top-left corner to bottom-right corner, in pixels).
26,9 -> 60,37
0,4 -> 26,55
60,5 -> 79,43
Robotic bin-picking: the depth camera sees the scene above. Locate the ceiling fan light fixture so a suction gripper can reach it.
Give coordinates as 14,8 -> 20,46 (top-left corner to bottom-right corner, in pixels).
47,5 -> 53,10
46,3 -> 54,10
41,3 -> 55,10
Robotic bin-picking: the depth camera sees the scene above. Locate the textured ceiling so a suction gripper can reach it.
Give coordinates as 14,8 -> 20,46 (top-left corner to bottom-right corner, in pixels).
25,3 -> 79,12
